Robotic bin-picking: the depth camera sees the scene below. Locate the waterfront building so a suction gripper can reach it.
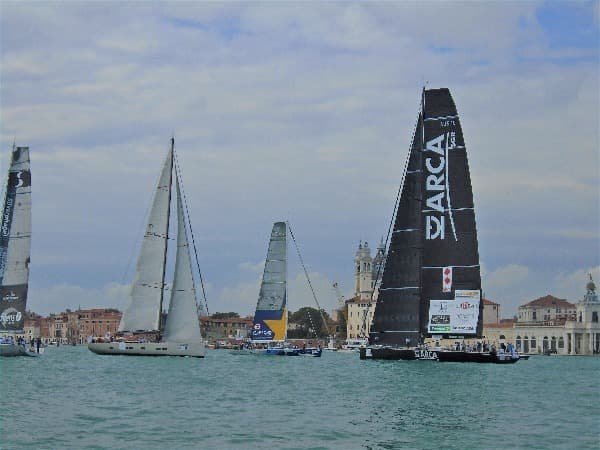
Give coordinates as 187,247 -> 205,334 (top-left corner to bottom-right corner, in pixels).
346,240 -> 386,339
483,276 -> 599,355
200,316 -> 253,341
482,298 -> 501,324
77,308 -> 122,344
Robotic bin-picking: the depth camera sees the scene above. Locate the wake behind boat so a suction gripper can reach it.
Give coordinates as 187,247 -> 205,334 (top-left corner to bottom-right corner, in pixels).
88,138 -> 206,358
0,145 -> 39,358
360,88 -> 519,364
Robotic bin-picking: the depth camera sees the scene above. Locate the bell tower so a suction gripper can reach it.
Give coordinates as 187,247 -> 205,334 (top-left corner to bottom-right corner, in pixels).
354,241 -> 373,300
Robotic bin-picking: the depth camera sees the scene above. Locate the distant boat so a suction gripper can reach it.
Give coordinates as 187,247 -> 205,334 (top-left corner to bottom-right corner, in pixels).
360,88 -> 518,364
88,138 -> 206,358
0,144 -> 39,357
250,222 -> 322,357
338,338 -> 368,353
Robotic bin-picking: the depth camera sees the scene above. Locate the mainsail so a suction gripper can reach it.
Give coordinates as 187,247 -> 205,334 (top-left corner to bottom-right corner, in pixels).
162,177 -> 202,343
119,146 -> 173,333
251,221 -> 287,343
370,88 -> 482,347
0,146 -> 31,333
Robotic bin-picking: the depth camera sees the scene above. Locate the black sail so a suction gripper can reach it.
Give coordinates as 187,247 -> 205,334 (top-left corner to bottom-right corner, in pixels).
370,88 -> 482,347
369,112 -> 423,347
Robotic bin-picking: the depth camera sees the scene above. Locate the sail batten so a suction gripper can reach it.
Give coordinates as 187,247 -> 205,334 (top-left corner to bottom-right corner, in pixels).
370,88 -> 482,346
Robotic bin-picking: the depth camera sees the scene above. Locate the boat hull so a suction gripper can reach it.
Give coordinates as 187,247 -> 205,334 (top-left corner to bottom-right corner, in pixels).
359,346 -> 417,360
360,346 -> 520,364
436,351 -> 519,364
0,343 -> 40,357
88,341 -> 205,358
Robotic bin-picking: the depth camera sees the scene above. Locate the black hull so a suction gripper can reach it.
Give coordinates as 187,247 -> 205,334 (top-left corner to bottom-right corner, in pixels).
436,351 -> 519,364
359,347 -> 417,360
360,346 -> 520,364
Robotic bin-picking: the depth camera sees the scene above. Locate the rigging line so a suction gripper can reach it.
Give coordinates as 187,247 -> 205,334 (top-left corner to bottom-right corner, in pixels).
173,145 -> 210,317
286,220 -> 330,337
361,92 -> 422,331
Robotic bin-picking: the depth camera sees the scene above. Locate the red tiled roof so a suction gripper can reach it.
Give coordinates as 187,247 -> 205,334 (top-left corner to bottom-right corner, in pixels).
521,295 -> 575,309
483,298 -> 499,306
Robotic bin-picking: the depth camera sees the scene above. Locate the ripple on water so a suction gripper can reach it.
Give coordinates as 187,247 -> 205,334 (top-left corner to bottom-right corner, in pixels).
1,348 -> 599,449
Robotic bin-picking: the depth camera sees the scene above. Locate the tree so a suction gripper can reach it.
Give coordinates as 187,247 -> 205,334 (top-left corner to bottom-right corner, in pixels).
289,307 -> 331,338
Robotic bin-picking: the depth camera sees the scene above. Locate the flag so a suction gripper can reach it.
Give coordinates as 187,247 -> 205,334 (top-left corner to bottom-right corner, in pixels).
442,266 -> 452,292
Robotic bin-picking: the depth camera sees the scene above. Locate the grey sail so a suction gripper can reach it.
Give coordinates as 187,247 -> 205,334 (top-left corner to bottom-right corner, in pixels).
119,147 -> 173,333
0,146 -> 32,333
250,222 -> 288,343
162,177 -> 202,343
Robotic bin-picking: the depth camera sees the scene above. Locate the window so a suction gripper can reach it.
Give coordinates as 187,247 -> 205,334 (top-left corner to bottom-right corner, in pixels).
579,312 -> 582,322
558,337 -> 564,349
593,312 -> 598,323
531,337 -> 537,348
533,311 -> 537,320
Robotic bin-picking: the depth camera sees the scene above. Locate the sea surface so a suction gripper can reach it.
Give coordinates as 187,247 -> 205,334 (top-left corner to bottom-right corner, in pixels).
1,346 -> 599,450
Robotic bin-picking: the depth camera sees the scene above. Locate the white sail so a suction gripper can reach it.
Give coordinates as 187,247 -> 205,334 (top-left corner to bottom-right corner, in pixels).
119,148 -> 173,332
0,147 -> 31,332
162,177 -> 202,343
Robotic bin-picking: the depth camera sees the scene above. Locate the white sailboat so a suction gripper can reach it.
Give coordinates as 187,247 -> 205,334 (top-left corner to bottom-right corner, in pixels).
0,144 -> 38,357
88,138 -> 206,358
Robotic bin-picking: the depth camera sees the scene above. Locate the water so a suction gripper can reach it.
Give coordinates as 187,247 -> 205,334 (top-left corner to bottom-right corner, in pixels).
1,347 -> 598,450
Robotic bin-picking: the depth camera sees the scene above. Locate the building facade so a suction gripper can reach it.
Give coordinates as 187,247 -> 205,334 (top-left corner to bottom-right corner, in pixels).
483,277 -> 599,355
200,316 -> 253,341
346,240 -> 385,339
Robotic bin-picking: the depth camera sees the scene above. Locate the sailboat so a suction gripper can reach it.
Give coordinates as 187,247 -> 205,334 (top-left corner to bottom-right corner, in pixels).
88,138 -> 206,358
0,145 -> 38,357
360,88 -> 518,364
249,221 -> 322,357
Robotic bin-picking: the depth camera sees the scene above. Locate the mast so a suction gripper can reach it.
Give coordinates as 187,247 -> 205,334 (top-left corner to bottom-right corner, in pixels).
159,137 -> 175,325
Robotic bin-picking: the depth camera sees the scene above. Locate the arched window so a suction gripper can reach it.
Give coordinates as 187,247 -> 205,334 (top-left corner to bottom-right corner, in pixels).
516,336 -> 522,350
543,336 -> 549,350
558,337 -> 564,349
531,336 -> 537,349
523,336 -> 529,353
551,336 -> 557,350
499,335 -> 506,340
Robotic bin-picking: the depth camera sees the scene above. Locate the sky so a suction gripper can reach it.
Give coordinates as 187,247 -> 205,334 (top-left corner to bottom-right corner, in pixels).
1,1 -> 598,319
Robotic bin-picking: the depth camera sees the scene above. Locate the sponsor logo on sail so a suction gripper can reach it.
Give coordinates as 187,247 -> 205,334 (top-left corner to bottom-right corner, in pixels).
2,291 -> 19,302
0,307 -> 21,326
424,132 -> 457,240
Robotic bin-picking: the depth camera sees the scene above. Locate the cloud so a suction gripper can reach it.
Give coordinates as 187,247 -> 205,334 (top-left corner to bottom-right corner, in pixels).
1,2 -> 597,324
482,264 -> 599,318
29,282 -> 130,316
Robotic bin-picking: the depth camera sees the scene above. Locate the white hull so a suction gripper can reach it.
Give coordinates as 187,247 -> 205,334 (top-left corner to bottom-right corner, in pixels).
88,341 -> 205,358
0,343 -> 40,357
